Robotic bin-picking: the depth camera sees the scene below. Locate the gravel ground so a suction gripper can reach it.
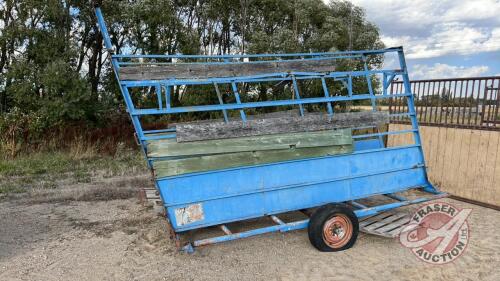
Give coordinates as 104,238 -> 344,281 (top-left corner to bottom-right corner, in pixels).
0,187 -> 499,281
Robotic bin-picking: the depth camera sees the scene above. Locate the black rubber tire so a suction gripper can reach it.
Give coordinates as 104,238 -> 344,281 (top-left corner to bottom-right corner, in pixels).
308,203 -> 359,252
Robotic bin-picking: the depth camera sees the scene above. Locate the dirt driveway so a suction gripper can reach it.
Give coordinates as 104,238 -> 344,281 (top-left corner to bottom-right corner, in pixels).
0,186 -> 499,281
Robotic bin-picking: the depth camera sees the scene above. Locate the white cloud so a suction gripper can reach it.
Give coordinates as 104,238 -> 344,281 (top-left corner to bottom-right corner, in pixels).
382,56 -> 398,69
383,25 -> 500,59
342,0 -> 500,58
442,1 -> 500,22
411,63 -> 489,80
346,0 -> 500,29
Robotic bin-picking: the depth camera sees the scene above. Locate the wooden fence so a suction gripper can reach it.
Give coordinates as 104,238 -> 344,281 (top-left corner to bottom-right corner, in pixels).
388,124 -> 500,207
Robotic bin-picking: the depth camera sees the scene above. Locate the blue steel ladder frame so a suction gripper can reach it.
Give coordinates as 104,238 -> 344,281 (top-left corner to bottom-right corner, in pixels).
95,7 -> 446,252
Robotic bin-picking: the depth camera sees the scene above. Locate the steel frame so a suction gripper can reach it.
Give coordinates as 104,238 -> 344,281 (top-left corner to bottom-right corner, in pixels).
181,191 -> 447,253
391,76 -> 500,130
95,7 -> 445,253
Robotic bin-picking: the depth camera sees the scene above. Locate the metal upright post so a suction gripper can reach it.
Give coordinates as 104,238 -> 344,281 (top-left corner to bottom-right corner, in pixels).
291,76 -> 305,116
231,82 -> 247,122
321,77 -> 334,116
397,48 -> 432,190
156,84 -> 163,109
214,82 -> 229,123
95,7 -> 147,155
362,55 -> 384,146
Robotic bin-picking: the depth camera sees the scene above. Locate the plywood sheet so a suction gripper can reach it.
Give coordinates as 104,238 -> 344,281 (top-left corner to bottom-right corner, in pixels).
153,145 -> 352,178
147,129 -> 352,158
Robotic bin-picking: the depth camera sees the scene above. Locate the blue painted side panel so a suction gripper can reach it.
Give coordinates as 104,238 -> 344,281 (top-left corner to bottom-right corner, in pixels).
167,169 -> 426,231
354,139 -> 382,151
158,146 -> 428,231
158,146 -> 422,205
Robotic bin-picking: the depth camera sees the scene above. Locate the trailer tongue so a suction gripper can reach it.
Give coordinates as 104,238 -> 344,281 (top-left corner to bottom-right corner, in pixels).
95,6 -> 446,253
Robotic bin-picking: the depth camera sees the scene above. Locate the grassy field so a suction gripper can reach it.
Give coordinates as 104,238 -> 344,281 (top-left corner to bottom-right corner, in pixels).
0,144 -> 149,201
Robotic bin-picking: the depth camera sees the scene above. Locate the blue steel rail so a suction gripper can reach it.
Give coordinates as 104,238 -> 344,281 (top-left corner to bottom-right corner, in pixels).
95,7 -> 445,253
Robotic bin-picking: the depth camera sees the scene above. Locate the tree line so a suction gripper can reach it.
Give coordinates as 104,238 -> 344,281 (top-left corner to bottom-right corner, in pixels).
0,0 -> 384,155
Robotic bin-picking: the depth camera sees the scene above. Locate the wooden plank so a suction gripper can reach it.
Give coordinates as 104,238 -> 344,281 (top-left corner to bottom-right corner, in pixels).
444,126 -> 462,196
119,59 -> 337,80
166,109 -> 301,129
386,221 -> 418,237
152,145 -> 352,178
147,128 -> 352,158
440,127 -> 456,194
484,131 -> 500,205
176,111 -> 388,143
359,213 -> 394,227
371,216 -> 410,233
489,131 -> 500,206
457,130 -> 472,199
471,130 -> 488,202
363,213 -> 407,232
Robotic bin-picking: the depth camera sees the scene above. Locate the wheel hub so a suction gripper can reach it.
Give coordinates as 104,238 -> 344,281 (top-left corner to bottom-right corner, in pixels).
322,214 -> 353,248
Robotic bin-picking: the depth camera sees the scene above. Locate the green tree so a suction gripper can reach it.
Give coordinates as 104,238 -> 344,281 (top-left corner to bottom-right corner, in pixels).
0,0 -> 385,154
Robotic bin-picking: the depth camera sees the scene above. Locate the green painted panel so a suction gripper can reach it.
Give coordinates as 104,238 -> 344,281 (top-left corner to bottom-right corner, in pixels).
153,145 -> 352,178
146,129 -> 352,158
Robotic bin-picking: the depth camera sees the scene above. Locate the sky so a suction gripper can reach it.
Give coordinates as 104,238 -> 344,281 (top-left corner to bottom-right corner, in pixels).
341,0 -> 500,80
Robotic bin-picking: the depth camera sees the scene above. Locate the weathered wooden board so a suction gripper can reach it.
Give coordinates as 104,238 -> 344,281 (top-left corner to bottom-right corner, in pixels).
359,211 -> 414,238
147,110 -> 298,136
166,109 -> 301,129
147,128 -> 352,158
153,145 -> 352,178
176,111 -> 388,143
119,59 -> 336,80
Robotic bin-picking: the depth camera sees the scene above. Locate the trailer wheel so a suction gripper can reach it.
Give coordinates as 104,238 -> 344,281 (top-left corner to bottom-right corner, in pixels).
308,203 -> 359,252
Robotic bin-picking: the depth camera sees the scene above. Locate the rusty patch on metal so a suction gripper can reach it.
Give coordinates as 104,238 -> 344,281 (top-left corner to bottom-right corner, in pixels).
175,203 -> 205,226
322,214 -> 353,248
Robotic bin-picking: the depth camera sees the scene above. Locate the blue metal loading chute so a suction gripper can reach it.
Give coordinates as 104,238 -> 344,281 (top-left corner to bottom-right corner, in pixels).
95,6 -> 446,253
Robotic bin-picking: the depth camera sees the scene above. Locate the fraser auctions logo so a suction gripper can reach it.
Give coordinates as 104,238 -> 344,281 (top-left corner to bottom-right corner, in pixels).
399,202 -> 471,264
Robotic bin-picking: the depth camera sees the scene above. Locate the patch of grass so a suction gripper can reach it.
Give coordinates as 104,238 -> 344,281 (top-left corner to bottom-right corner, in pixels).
0,183 -> 25,194
0,147 -> 148,197
29,185 -> 139,204
0,177 -> 36,194
74,170 -> 92,183
0,152 -> 75,177
41,181 -> 58,189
